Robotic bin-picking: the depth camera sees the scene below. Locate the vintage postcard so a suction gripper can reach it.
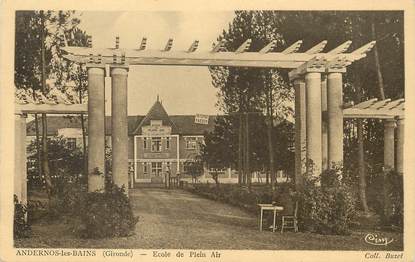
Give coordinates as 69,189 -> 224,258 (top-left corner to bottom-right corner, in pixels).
1,0 -> 414,261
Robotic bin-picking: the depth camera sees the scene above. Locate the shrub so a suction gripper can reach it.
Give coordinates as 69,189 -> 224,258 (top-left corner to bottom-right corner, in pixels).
14,195 -> 31,239
382,170 -> 403,228
297,167 -> 357,235
73,180 -> 139,239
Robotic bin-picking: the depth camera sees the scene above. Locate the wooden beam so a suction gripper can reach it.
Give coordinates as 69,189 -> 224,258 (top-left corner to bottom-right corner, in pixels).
61,42 -> 370,68
351,41 -> 376,57
211,39 -> 226,53
115,36 -> 120,49
306,41 -> 328,54
354,98 -> 378,109
187,40 -> 199,52
163,38 -> 173,51
380,98 -> 404,110
282,40 -> 302,54
139,37 -> 147,50
235,39 -> 252,53
371,99 -> 392,109
288,56 -> 327,80
259,40 -> 277,54
15,103 -> 88,114
327,41 -> 352,54
326,55 -> 352,72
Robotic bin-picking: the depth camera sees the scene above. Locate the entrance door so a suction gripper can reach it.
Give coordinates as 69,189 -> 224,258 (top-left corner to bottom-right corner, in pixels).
151,162 -> 163,183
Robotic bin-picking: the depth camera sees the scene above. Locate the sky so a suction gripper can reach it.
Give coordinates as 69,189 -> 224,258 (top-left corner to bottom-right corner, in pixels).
77,11 -> 236,116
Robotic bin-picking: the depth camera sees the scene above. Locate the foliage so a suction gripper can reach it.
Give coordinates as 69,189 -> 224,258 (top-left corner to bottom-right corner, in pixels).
297,166 -> 357,235
14,195 -> 31,239
188,183 -> 292,214
201,116 -> 294,174
383,170 -> 403,228
27,136 -> 85,191
72,180 -> 139,239
183,156 -> 204,181
15,10 -> 89,94
363,169 -> 403,228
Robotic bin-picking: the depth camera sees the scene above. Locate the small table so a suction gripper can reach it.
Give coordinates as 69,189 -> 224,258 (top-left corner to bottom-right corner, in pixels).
258,204 -> 284,232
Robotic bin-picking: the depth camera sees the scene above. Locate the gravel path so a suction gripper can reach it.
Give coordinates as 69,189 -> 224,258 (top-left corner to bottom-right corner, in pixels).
15,188 -> 403,250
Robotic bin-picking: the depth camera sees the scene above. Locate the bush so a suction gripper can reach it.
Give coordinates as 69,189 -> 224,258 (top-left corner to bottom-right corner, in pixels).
73,180 -> 139,239
188,183 -> 292,214
383,170 -> 403,228
14,195 -> 31,239
297,167 -> 357,235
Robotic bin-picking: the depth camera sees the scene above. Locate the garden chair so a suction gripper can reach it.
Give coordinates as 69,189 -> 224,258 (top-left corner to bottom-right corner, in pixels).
281,201 -> 298,233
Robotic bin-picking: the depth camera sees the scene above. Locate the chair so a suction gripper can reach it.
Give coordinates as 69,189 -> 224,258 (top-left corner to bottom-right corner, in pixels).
281,201 -> 298,233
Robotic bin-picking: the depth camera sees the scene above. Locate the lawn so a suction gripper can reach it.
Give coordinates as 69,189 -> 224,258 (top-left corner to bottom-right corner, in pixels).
15,188 -> 403,250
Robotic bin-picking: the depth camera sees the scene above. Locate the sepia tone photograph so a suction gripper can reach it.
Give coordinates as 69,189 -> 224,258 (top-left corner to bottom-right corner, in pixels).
1,3 -> 413,261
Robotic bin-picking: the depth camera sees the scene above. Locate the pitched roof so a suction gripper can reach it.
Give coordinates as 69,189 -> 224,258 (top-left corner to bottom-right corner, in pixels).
132,100 -> 178,134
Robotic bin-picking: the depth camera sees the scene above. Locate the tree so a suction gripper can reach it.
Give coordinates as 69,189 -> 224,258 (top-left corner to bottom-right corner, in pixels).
15,10 -> 90,200
209,11 -> 294,188
251,11 -> 403,213
27,137 -> 84,192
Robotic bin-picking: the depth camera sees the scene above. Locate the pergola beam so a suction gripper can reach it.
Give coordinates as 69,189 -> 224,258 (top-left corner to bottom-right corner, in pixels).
282,40 -> 302,54
235,39 -> 252,53
343,98 -> 404,119
259,40 -> 278,53
163,38 -> 173,51
327,41 -> 352,54
62,40 -> 374,69
211,39 -> 226,53
15,104 -> 87,114
187,40 -> 199,52
306,40 -> 327,54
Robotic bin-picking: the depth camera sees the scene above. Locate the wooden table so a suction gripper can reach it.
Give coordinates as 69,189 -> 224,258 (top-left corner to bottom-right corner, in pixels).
258,204 -> 284,232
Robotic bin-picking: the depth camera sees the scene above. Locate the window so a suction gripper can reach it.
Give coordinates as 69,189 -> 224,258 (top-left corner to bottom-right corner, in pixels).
143,137 -> 148,149
151,162 -> 162,176
151,137 -> 162,152
151,120 -> 162,126
143,162 -> 148,174
67,138 -> 76,150
166,137 -> 171,149
185,137 -> 197,150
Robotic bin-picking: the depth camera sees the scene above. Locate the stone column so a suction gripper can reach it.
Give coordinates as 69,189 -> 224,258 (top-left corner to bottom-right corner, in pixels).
294,78 -> 307,189
383,119 -> 396,171
396,118 -> 404,174
111,67 -> 129,194
14,114 -> 27,205
305,72 -> 322,176
327,72 -> 344,168
321,75 -> 328,171
87,66 -> 106,192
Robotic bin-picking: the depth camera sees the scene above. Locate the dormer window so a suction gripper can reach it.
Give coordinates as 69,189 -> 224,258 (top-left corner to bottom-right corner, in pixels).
151,120 -> 162,126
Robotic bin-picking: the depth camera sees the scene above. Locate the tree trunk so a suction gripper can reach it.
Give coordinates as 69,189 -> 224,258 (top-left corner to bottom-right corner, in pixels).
238,113 -> 243,185
31,89 -> 43,185
357,119 -> 370,214
40,11 -> 52,200
34,114 -> 42,181
371,19 -> 386,100
79,89 -> 87,184
245,113 -> 251,191
266,85 -> 276,190
355,75 -> 370,214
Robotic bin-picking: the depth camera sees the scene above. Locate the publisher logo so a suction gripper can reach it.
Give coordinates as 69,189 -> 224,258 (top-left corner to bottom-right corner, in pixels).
364,233 -> 394,246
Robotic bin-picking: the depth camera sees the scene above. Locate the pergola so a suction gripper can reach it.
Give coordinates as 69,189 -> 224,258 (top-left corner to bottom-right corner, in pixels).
343,98 -> 405,173
15,37 -> 378,202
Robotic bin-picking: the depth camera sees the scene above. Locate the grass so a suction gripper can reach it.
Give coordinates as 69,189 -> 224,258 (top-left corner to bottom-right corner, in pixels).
15,188 -> 403,250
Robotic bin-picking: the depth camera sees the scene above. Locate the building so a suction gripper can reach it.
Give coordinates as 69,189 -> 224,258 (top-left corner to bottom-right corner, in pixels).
26,98 -> 217,186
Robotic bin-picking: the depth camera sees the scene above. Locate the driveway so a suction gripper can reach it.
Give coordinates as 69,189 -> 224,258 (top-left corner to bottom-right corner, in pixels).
15,188 -> 403,250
